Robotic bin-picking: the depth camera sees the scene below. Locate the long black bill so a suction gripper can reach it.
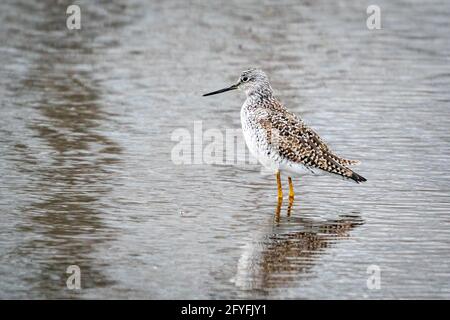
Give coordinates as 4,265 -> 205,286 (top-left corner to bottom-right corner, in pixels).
202,84 -> 238,97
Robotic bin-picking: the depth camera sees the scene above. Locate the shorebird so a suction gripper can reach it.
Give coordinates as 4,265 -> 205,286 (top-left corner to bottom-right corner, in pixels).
203,68 -> 366,203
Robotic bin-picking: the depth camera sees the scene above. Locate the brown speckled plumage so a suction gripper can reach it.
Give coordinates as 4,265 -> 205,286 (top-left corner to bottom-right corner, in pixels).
205,68 -> 366,183
240,69 -> 366,183
254,97 -> 366,182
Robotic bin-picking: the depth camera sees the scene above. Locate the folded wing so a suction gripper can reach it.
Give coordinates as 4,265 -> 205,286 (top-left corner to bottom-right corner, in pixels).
259,107 -> 366,183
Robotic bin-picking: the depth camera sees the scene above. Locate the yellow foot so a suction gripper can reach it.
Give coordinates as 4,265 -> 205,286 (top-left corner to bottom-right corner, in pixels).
276,171 -> 283,202
275,198 -> 282,220
288,176 -> 295,201
287,197 -> 293,217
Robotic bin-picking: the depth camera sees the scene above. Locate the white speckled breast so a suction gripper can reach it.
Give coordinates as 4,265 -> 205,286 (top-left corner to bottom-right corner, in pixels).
241,101 -> 282,173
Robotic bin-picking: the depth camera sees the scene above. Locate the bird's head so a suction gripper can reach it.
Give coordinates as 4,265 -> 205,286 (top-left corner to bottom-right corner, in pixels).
203,68 -> 272,97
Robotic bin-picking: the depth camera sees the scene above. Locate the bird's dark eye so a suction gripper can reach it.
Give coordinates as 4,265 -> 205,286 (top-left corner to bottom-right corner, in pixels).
242,76 -> 249,82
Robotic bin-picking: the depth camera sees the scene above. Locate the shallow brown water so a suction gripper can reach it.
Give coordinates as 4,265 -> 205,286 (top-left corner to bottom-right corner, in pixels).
0,0 -> 450,299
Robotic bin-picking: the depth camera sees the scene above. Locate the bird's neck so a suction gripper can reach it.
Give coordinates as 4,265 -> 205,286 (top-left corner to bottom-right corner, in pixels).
245,86 -> 274,104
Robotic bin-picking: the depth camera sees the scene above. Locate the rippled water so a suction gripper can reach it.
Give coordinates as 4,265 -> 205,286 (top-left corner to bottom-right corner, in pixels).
1,0 -> 450,299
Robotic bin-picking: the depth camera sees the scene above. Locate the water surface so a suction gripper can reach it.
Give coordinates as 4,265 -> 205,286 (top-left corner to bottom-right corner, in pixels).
0,0 -> 450,299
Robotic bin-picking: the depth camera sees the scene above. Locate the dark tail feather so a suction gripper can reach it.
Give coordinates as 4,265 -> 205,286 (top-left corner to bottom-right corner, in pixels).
350,171 -> 367,183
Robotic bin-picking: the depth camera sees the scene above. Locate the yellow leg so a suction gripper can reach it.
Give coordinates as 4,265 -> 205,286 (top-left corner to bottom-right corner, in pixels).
276,171 -> 283,202
287,198 -> 293,217
288,176 -> 295,201
275,199 -> 282,222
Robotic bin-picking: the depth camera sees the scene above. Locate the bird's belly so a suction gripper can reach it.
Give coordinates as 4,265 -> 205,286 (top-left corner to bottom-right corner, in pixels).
279,160 -> 320,177
243,131 -> 317,176
241,118 -> 318,177
241,121 -> 284,172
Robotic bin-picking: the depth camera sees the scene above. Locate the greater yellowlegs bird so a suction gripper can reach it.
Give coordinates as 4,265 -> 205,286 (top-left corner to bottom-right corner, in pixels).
203,68 -> 366,203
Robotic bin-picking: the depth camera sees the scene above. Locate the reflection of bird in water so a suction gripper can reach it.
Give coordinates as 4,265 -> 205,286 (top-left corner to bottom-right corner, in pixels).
203,69 -> 366,205
232,214 -> 364,291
